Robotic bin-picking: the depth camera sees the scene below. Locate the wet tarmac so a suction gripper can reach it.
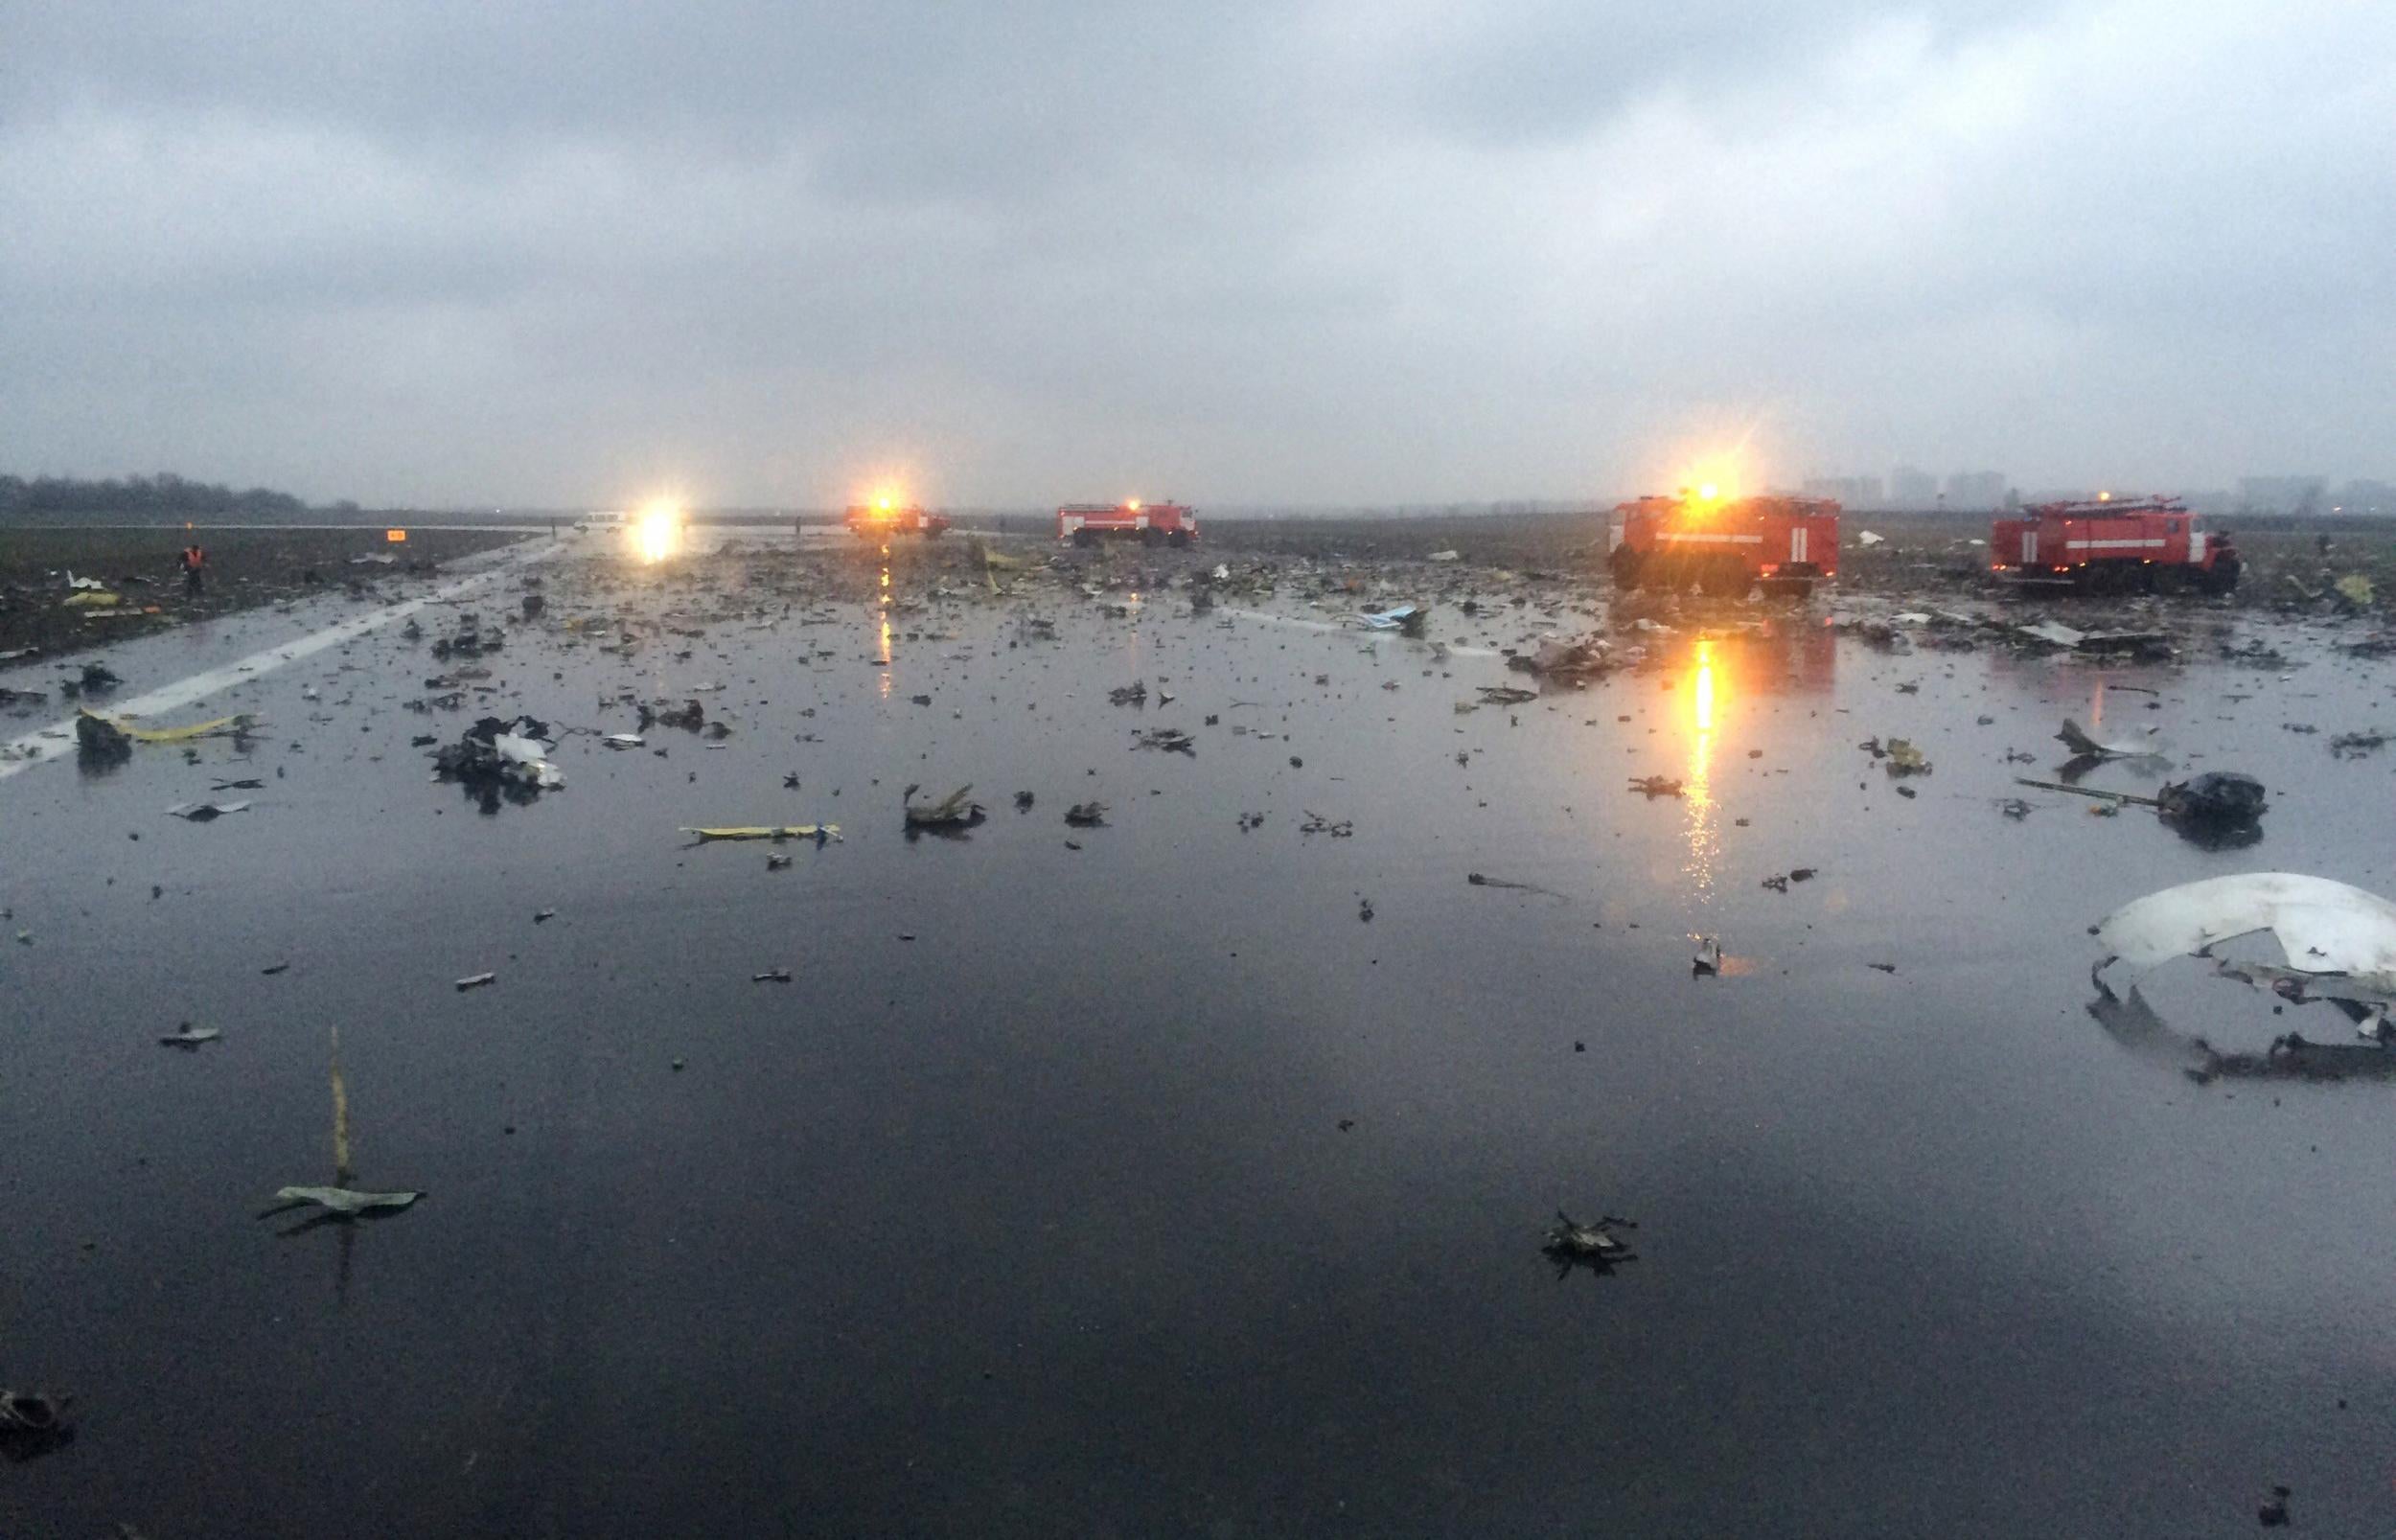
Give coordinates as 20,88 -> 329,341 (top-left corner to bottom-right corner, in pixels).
5,539 -> 2395,1536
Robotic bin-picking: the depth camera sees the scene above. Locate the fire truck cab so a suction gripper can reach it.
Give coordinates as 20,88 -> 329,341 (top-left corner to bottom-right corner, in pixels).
843,502 -> 950,540
1607,493 -> 1841,598
1057,501 -> 1197,548
1990,496 -> 2238,594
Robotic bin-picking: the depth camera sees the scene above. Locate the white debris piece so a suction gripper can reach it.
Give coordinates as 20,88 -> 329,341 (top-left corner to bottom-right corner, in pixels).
1857,531 -> 1886,547
166,800 -> 252,820
2018,621 -> 2087,648
2057,718 -> 2154,760
2096,873 -> 2396,994
1352,604 -> 1418,631
1426,549 -> 1462,563
493,732 -> 565,787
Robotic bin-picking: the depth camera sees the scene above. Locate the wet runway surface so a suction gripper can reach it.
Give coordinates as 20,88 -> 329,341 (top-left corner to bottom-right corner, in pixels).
5,542 -> 2395,1536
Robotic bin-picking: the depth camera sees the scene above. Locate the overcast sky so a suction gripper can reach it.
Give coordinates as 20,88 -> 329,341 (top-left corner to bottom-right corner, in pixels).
5,1 -> 2388,508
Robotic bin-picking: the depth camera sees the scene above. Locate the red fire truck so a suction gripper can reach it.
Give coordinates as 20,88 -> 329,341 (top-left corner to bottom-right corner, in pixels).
844,501 -> 950,540
1056,500 -> 1198,548
1607,493 -> 1841,597
1990,496 -> 2238,593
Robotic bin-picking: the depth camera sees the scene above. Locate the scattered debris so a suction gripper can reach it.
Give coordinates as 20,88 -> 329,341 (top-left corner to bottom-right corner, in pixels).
1350,603 -> 1423,635
2329,729 -> 2388,758
1628,775 -> 1684,797
158,1023 -> 221,1047
1065,801 -> 1109,826
432,715 -> 564,797
2056,719 -> 2155,763
1693,937 -> 1722,976
1509,635 -> 1609,677
2155,772 -> 2268,831
75,710 -> 131,762
1541,1211 -> 1637,1276
1108,681 -> 1148,706
2096,873 -> 2396,1032
0,1391 -> 71,1439
258,1186 -> 422,1220
1014,791 -> 1036,811
80,708 -> 253,745
166,800 -> 251,821
455,972 -> 496,991
601,732 -> 646,749
681,824 -> 840,842
1467,872 -> 1566,898
904,785 -> 985,830
752,968 -> 793,983
1299,810 -> 1352,837
1133,727 -> 1195,754
1478,685 -> 1538,705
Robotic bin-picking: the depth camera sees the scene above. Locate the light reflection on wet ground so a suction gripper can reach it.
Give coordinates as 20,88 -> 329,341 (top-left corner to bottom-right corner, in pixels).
4,555 -> 2395,1536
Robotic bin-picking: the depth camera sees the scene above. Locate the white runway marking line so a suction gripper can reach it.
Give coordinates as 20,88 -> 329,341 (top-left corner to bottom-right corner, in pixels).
1,542 -> 550,782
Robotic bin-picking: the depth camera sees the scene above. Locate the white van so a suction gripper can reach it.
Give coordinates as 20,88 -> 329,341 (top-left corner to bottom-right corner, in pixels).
572,510 -> 628,534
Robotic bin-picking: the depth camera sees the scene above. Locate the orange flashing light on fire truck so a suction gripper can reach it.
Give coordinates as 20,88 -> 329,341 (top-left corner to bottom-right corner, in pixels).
1607,492 -> 1840,598
843,500 -> 950,540
1056,500 -> 1197,548
1990,496 -> 2239,594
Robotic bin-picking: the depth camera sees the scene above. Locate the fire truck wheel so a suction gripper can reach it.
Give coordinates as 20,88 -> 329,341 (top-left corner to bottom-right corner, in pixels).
1608,550 -> 1645,590
1701,560 -> 1748,599
2150,564 -> 2187,596
1167,531 -> 1190,549
1072,528 -> 1096,548
1141,527 -> 1164,547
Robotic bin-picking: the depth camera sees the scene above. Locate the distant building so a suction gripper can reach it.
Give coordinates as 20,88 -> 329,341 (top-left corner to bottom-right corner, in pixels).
1887,466 -> 1938,506
2334,479 -> 2394,515
2237,475 -> 2328,514
1944,471 -> 2008,510
1801,474 -> 1883,508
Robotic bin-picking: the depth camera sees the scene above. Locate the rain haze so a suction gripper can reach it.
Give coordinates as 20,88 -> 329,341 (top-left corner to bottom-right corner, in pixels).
6,0 -> 2391,508
14,10 -> 2396,1540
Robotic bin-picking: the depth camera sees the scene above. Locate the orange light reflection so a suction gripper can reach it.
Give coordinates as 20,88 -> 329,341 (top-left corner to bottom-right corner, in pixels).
1681,638 -> 1721,912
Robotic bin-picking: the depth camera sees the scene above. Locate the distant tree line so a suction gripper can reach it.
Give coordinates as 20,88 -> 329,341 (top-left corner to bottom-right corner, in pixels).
0,472 -> 326,522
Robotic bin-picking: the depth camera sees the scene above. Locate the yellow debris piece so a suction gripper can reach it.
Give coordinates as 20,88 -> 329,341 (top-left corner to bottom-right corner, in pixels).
80,709 -> 254,743
64,590 -> 121,609
680,824 -> 842,841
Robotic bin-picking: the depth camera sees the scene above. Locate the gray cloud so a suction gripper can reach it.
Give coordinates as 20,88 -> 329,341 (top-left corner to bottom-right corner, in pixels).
3,0 -> 2388,507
